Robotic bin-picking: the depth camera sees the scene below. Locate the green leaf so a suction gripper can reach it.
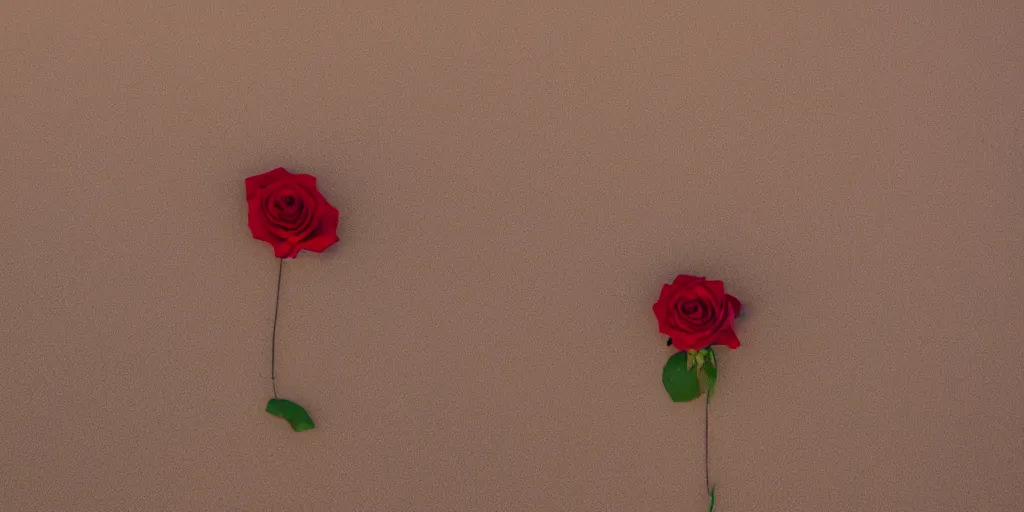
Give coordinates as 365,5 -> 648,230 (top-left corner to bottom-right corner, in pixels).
708,486 -> 716,512
704,359 -> 718,402
662,352 -> 702,402
266,398 -> 315,432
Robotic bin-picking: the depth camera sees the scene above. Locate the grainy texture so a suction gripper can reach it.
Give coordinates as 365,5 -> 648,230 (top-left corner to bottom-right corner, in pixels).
1,1 -> 1022,511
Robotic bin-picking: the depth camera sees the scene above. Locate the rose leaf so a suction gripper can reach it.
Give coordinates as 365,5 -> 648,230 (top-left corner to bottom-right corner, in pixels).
266,398 -> 315,432
662,352 -> 702,402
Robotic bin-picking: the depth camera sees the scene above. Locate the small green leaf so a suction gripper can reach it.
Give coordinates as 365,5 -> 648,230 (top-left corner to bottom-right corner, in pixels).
266,398 -> 315,432
703,360 -> 718,402
686,350 -> 697,371
662,352 -> 702,402
708,486 -> 716,512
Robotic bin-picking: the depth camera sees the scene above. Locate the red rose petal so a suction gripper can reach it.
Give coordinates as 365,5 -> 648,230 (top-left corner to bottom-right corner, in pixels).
704,279 -> 726,298
299,232 -> 340,253
276,241 -> 302,259
727,294 -> 742,316
657,283 -> 674,301
671,274 -> 703,287
295,197 -> 340,254
244,167 -> 291,199
292,173 -> 318,190
248,196 -> 281,246
263,186 -> 319,239
673,333 -> 712,351
711,328 -> 741,349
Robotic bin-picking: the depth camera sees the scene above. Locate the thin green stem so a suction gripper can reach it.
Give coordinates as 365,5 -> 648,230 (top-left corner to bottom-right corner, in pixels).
270,258 -> 283,398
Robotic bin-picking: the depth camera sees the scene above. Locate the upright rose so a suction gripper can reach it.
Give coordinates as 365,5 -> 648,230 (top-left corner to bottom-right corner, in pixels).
653,275 -> 741,351
649,275 -> 746,509
245,167 -> 340,258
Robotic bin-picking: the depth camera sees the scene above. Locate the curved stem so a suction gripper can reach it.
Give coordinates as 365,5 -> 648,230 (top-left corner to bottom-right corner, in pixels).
705,392 -> 711,496
270,258 -> 284,398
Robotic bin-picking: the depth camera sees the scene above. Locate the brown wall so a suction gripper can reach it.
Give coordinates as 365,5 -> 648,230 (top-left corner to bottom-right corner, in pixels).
2,2 -> 1022,511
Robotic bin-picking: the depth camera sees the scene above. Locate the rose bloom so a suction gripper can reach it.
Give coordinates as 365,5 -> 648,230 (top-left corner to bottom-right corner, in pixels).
653,275 -> 741,351
245,167 -> 340,258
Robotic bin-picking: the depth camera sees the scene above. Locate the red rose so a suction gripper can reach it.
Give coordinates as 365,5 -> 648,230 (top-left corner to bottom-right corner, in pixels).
245,167 -> 340,258
653,275 -> 742,351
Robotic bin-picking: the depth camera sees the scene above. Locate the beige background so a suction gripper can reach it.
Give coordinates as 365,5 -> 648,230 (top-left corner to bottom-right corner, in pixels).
2,1 -> 1022,511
